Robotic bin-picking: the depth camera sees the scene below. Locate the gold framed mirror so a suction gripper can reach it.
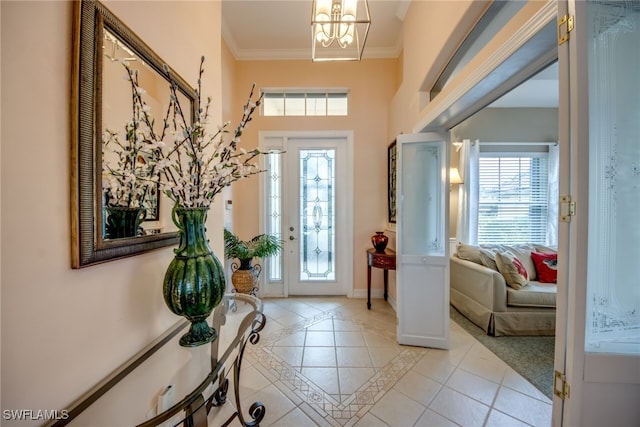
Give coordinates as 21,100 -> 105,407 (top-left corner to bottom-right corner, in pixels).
71,0 -> 196,268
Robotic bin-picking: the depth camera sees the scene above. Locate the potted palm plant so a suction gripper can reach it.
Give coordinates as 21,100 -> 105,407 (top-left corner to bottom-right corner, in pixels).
224,228 -> 283,295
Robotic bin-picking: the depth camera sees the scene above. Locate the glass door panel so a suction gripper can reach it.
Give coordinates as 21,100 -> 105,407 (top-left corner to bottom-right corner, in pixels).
400,142 -> 445,256
299,149 -> 336,281
266,151 -> 283,282
585,0 -> 640,355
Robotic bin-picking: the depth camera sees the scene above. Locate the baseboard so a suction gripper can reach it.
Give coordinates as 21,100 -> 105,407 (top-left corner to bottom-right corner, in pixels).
387,295 -> 397,312
397,334 -> 449,349
352,289 -> 397,313
257,289 -> 397,314
352,288 -> 384,299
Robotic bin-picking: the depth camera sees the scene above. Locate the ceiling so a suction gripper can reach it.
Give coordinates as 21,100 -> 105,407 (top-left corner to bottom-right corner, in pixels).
488,61 -> 558,108
221,0 -> 558,108
221,0 -> 410,60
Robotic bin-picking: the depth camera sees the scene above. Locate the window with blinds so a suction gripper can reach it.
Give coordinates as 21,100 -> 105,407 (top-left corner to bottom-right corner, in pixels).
262,90 -> 348,116
478,153 -> 549,244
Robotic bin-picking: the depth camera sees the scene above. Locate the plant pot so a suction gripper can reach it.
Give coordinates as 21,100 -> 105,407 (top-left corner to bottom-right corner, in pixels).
231,258 -> 262,295
105,206 -> 146,239
162,207 -> 225,347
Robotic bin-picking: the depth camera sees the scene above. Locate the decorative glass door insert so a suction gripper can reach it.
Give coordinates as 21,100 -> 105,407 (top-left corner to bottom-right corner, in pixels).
299,149 -> 336,281
266,151 -> 283,282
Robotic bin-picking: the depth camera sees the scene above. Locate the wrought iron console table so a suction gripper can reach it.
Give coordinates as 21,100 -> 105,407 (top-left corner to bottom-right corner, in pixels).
47,293 -> 266,427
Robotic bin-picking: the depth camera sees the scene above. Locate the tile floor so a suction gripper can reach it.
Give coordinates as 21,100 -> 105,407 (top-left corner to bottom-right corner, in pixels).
208,297 -> 552,427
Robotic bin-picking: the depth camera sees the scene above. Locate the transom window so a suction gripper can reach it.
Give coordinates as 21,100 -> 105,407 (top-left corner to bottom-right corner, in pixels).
262,90 -> 348,116
478,153 -> 549,244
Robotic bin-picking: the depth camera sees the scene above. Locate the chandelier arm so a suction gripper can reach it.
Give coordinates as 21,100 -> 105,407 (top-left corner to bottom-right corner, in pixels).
311,0 -> 370,60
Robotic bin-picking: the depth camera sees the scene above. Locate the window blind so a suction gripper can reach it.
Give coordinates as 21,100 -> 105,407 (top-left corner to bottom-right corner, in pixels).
478,154 -> 549,244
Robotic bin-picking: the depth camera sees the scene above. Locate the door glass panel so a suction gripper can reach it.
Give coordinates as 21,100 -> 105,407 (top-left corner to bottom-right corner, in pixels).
299,149 -> 336,281
585,0 -> 640,355
400,141 -> 445,256
267,151 -> 283,281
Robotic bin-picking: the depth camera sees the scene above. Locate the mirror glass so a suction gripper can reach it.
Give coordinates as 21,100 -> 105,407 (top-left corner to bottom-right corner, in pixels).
101,29 -> 190,240
72,1 -> 196,267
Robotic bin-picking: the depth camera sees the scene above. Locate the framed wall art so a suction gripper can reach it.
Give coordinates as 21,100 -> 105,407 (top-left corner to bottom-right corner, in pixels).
387,140 -> 397,223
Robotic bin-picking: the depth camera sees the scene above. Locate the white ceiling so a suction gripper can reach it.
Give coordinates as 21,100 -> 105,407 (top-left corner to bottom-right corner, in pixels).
221,0 -> 558,108
221,0 -> 410,60
488,61 -> 558,108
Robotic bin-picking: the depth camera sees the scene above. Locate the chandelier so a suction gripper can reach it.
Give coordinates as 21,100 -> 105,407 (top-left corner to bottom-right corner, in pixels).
311,0 -> 371,61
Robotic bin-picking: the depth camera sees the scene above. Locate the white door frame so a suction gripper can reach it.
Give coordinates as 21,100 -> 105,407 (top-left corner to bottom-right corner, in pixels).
258,130 -> 354,298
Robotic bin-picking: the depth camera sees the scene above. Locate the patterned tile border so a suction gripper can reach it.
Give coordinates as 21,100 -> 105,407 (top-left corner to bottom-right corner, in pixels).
246,309 -> 430,426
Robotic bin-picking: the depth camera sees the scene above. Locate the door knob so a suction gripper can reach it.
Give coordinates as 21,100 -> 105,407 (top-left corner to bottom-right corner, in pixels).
289,236 -> 295,240
289,226 -> 294,231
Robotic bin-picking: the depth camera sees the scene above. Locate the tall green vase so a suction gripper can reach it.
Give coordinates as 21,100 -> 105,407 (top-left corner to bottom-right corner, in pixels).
163,207 -> 226,347
105,206 -> 146,239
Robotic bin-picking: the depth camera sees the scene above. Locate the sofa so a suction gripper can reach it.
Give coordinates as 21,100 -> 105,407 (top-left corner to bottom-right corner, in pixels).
450,242 -> 558,336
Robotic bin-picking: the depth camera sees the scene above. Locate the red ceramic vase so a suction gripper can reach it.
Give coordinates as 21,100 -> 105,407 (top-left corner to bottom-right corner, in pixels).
371,231 -> 388,252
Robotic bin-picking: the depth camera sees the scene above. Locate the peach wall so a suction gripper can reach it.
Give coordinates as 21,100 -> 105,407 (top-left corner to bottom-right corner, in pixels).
1,1 -> 224,424
389,0 -> 486,139
227,59 -> 398,295
221,40 -> 237,232
379,1 -> 484,303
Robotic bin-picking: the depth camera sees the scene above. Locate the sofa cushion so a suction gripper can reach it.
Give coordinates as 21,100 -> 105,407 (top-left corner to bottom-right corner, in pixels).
478,248 -> 498,271
495,251 -> 529,289
531,251 -> 558,283
507,282 -> 557,308
504,244 -> 538,281
534,244 -> 557,254
456,242 -> 482,264
479,244 -> 537,280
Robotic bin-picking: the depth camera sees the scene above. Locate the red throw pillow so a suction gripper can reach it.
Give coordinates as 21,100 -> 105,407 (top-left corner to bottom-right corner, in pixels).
531,251 -> 558,283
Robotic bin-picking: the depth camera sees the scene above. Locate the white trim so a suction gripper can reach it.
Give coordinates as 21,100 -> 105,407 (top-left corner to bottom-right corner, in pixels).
351,289 -> 397,313
479,141 -> 558,146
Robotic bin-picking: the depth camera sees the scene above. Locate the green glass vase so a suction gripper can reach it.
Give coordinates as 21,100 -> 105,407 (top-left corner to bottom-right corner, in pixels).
105,206 -> 146,239
163,207 -> 225,347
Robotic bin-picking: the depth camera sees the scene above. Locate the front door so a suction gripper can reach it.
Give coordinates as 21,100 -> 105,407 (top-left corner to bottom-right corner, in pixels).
260,132 -> 353,297
555,1 -> 640,425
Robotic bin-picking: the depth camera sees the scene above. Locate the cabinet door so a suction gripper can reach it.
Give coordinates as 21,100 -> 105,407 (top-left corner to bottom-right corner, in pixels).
396,133 -> 449,349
